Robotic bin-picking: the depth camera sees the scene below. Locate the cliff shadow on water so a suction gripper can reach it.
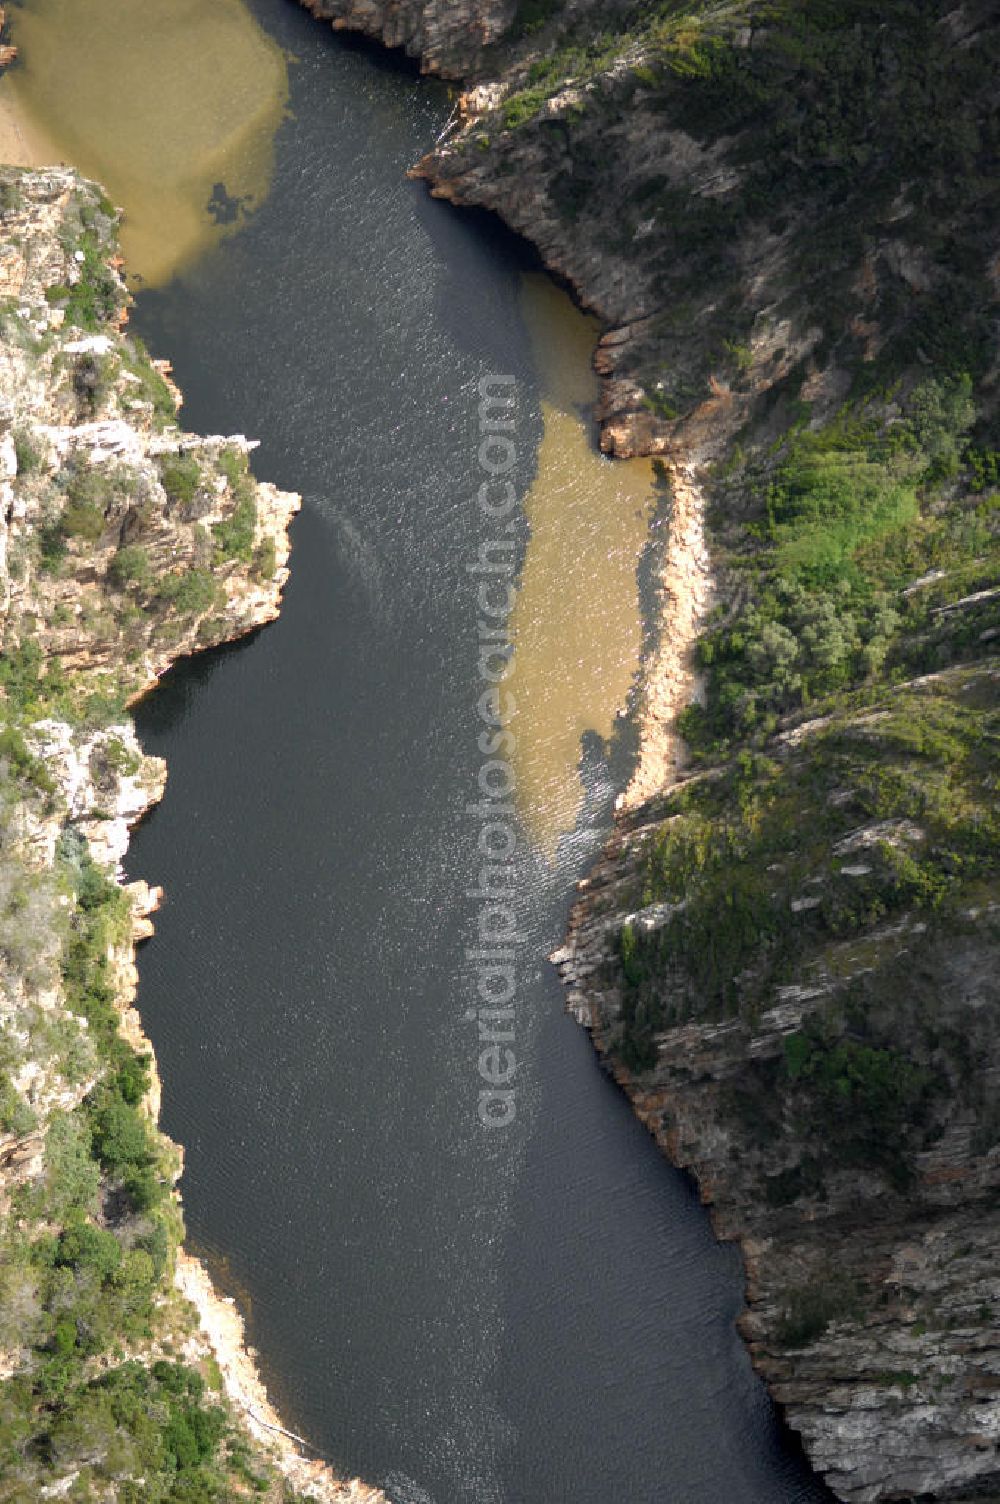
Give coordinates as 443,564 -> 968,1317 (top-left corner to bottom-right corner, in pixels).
105,1 -> 834,1500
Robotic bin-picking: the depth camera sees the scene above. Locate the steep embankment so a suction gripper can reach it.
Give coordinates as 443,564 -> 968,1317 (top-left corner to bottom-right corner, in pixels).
297,2 -> 1000,1499
0,165 -> 382,1503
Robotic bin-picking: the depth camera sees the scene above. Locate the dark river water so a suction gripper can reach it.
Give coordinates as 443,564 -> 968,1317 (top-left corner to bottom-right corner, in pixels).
125,3 -> 829,1500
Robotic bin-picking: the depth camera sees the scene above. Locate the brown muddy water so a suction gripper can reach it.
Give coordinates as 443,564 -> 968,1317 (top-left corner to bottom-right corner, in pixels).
4,0 -> 287,283
511,274 -> 657,851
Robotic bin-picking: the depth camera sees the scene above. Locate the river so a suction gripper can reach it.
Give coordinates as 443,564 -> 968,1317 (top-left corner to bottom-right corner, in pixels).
10,0 -> 830,1497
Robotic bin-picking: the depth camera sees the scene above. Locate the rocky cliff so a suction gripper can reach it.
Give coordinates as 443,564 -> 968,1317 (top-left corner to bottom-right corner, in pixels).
0,164 -> 383,1503
296,1 -> 1000,1498
301,0 -> 511,76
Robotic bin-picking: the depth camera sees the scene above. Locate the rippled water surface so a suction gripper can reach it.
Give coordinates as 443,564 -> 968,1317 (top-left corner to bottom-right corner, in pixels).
78,2 -> 838,1500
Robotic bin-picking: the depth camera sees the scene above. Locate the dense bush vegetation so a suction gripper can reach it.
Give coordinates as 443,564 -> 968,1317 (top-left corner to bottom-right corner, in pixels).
156,568 -> 224,617
108,543 -> 153,591
0,818 -> 289,1498
495,0 -> 997,431
609,364 -> 997,1210
681,378 -> 982,751
0,167 -> 305,1500
776,1272 -> 863,1349
212,448 -> 257,564
620,677 -> 998,1023
44,230 -> 123,332
158,454 -> 202,507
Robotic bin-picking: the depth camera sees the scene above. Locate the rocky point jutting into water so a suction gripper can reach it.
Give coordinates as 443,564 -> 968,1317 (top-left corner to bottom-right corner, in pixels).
296,1 -> 1000,1498
0,163 -> 383,1502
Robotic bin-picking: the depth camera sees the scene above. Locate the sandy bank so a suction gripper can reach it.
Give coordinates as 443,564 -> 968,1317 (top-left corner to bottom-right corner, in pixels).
0,81 -> 63,169
621,459 -> 713,810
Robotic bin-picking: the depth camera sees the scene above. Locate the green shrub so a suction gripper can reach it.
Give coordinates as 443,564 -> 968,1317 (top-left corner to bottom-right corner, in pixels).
98,734 -> 142,779
120,335 -> 177,425
72,352 -> 117,417
78,686 -> 129,730
12,427 -> 41,476
37,512 -> 67,570
159,454 -> 202,506
904,375 -> 975,481
619,921 -> 643,987
10,1359 -> 236,1496
0,724 -> 56,794
60,498 -> 106,542
777,1274 -> 862,1348
511,0 -> 560,35
782,1026 -> 934,1183
967,447 -> 999,493
503,86 -> 553,129
56,1213 -> 122,1281
767,452 -> 919,587
685,378 -> 980,753
56,464 -> 138,547
86,1092 -> 155,1182
0,1073 -> 36,1136
212,494 -> 256,564
0,180 -> 24,214
252,536 -> 276,581
642,388 -> 680,421
43,231 -> 121,330
39,1113 -> 101,1223
0,640 -> 43,714
216,446 -> 248,489
157,568 -> 223,617
107,544 -> 151,591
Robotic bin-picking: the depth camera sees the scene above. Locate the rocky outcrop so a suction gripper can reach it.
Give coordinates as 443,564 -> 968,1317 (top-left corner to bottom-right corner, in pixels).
300,0 -> 512,77
0,165 -> 383,1503
555,893 -> 1000,1500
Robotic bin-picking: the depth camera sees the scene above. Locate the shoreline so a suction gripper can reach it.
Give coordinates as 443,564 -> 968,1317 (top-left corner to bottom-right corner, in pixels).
174,1251 -> 386,1504
619,456 -> 713,812
0,140 -> 383,1497
115,784 -> 385,1504
0,3 -> 744,1495
0,71 -> 63,170
105,431 -> 385,1504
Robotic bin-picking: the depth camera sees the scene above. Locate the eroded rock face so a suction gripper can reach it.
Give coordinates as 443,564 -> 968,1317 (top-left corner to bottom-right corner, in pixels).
299,0 -> 513,76
0,169 -> 298,703
301,0 -> 999,477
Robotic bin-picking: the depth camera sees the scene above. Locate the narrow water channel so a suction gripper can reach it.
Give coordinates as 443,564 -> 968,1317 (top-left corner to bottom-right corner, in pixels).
10,0 -> 829,1498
